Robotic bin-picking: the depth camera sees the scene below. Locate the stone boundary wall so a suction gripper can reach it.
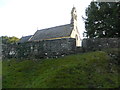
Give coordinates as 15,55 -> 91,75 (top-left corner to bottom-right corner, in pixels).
2,38 -> 120,59
0,37 -> 2,60
2,38 -> 76,59
82,38 -> 120,51
17,38 -> 76,59
2,43 -> 17,59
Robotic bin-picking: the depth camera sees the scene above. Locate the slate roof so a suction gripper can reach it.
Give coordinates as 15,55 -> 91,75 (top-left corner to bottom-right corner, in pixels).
18,35 -> 32,43
29,24 -> 73,41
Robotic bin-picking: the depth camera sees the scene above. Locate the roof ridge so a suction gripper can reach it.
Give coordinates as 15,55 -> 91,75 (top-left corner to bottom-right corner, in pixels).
38,24 -> 70,31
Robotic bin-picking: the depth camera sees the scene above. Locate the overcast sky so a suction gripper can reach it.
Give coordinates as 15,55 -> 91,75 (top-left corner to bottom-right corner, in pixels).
0,0 -> 93,39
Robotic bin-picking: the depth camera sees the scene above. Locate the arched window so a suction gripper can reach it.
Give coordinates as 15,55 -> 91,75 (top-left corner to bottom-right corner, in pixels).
75,35 -> 78,46
76,35 -> 78,40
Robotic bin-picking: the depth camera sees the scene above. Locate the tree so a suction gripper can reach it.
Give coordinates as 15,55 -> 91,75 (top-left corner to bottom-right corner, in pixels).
84,1 -> 120,38
2,36 -> 19,44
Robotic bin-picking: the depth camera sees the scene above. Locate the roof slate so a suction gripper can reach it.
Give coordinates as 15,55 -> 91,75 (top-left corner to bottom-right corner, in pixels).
18,35 -> 32,43
29,24 -> 73,41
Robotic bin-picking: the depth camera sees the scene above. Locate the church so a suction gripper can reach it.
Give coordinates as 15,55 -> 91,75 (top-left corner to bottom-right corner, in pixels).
19,7 -> 81,47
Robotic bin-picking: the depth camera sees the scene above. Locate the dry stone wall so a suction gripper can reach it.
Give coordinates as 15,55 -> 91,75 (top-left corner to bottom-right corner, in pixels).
0,37 -> 2,60
2,38 -> 120,59
3,38 -> 76,59
82,38 -> 120,51
2,43 -> 17,59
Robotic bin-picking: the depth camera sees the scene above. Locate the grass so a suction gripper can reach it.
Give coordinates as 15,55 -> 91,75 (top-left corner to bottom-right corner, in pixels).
0,60 -> 2,75
2,51 -> 119,88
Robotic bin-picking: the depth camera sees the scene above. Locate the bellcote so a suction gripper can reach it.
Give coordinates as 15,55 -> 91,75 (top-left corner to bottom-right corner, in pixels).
71,6 -> 77,26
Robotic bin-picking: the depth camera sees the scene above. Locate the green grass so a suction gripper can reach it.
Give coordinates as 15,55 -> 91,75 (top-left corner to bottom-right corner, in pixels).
0,60 -> 2,75
2,51 -> 119,88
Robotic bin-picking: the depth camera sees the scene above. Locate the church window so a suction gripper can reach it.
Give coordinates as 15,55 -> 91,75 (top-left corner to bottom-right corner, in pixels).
76,35 -> 78,40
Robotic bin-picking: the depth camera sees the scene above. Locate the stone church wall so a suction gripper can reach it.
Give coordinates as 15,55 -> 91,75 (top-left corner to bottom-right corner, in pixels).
82,38 -> 120,51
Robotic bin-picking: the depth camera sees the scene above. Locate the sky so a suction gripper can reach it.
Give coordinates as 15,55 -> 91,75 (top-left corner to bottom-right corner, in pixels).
0,0 -> 93,39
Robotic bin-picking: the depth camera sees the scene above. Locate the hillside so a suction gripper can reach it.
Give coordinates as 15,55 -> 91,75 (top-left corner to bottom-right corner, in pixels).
2,51 -> 119,88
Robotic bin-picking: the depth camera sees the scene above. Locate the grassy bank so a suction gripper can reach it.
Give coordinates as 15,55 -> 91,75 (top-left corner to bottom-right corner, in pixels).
2,51 -> 119,88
